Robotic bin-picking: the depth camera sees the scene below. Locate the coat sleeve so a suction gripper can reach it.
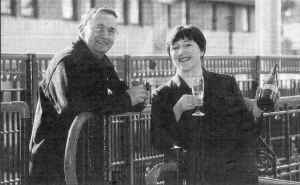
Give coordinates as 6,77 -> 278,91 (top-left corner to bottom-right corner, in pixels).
46,62 -> 133,116
150,88 -> 179,157
229,77 -> 260,145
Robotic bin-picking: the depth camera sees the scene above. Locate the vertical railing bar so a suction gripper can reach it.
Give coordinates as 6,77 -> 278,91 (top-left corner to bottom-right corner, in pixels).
129,114 -> 134,185
267,116 -> 271,145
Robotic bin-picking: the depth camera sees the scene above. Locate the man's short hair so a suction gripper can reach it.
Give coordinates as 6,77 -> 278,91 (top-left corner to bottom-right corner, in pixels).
78,8 -> 118,37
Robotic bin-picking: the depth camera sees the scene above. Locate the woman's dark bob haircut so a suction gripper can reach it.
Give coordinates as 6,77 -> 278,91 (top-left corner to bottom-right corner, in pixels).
166,25 -> 206,56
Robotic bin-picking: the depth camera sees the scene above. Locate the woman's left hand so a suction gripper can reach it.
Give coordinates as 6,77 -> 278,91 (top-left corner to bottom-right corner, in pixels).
252,101 -> 263,120
244,98 -> 263,120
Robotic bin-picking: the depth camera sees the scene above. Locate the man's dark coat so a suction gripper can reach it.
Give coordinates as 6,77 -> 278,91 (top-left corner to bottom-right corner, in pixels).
29,39 -> 135,185
151,69 -> 259,185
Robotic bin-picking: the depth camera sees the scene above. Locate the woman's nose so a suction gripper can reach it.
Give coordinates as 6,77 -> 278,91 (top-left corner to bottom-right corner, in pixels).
177,47 -> 186,55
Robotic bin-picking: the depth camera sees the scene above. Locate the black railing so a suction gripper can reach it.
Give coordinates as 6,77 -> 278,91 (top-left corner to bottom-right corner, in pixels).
1,54 -> 300,112
0,102 -> 31,185
63,104 -> 300,185
1,97 -> 300,184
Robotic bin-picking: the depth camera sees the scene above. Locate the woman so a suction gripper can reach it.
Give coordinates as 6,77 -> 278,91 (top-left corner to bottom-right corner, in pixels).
151,25 -> 262,185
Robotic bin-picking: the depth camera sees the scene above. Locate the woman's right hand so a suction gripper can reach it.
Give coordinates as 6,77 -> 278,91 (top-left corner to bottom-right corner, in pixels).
173,94 -> 201,121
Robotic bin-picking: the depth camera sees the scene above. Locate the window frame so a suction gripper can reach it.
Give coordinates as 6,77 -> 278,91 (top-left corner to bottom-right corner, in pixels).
1,0 -> 14,16
233,4 -> 252,33
62,0 -> 79,21
127,0 -> 142,25
1,0 -> 38,18
20,0 -> 38,18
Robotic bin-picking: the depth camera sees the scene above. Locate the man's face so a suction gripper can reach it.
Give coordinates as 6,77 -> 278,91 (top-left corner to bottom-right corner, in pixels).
83,12 -> 117,56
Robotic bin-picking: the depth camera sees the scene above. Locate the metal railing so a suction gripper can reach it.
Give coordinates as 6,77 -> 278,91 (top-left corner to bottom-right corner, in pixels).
1,54 -> 300,111
1,97 -> 300,184
0,102 -> 31,185
261,108 -> 300,181
63,105 -> 300,185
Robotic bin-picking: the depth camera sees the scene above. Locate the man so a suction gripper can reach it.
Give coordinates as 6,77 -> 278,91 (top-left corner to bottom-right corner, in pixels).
29,8 -> 148,185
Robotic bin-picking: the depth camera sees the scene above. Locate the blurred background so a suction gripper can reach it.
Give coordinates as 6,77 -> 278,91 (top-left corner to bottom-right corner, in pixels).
1,0 -> 300,56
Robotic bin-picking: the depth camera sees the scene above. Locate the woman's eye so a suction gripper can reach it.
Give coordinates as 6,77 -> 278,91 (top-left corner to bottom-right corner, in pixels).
184,44 -> 192,47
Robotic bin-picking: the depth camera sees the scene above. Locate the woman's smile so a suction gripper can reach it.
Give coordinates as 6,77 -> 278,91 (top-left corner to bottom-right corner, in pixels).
178,56 -> 191,63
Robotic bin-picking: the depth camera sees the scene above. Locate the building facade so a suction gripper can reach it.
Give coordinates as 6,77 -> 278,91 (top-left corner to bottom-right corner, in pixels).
282,0 -> 300,55
2,0 -> 258,56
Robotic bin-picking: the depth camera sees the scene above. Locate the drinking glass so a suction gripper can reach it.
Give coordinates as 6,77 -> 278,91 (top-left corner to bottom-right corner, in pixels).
191,78 -> 205,117
256,84 -> 280,112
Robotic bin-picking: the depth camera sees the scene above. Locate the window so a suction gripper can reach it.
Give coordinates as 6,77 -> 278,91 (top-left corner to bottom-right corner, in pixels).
234,6 -> 248,32
82,0 -> 92,15
215,3 -> 231,31
62,0 -> 73,19
190,2 -> 213,30
62,0 -> 78,20
2,0 -> 38,17
21,0 -> 36,17
128,0 -> 140,24
1,0 -> 12,15
115,0 -> 124,23
118,0 -> 142,25
248,6 -> 255,32
168,2 -> 184,28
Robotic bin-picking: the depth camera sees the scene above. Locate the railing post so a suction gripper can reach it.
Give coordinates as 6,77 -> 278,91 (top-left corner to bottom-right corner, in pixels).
253,56 -> 261,98
25,54 -> 38,119
103,116 -> 111,184
129,115 -> 134,185
283,104 -> 291,180
124,55 -> 131,87
266,117 -> 271,146
292,79 -> 296,96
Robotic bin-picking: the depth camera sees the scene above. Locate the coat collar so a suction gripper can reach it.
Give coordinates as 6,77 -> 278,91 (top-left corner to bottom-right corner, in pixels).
71,38 -> 114,68
171,66 -> 209,89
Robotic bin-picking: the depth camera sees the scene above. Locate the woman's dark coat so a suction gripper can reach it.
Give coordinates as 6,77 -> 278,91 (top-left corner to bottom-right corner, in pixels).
151,69 -> 259,185
29,39 -> 136,185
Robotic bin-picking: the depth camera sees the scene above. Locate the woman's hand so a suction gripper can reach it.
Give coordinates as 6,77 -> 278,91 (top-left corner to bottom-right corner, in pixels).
252,101 -> 264,120
173,94 -> 201,121
244,98 -> 263,121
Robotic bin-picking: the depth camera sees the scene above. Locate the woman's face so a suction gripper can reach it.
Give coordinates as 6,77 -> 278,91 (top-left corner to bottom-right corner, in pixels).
169,38 -> 204,73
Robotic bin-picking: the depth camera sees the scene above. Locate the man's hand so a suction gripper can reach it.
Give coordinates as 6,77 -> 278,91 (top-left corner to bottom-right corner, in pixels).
173,94 -> 201,121
126,85 -> 148,106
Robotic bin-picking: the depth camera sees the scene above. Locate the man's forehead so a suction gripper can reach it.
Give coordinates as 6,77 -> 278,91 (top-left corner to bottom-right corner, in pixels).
91,12 -> 117,27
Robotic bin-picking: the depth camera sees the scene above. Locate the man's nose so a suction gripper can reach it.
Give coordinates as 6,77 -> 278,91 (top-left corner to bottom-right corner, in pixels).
96,29 -> 107,36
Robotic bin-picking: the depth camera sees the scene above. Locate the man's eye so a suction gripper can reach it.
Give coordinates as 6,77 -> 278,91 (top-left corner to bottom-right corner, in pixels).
171,46 -> 179,50
95,27 -> 104,31
108,28 -> 116,34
